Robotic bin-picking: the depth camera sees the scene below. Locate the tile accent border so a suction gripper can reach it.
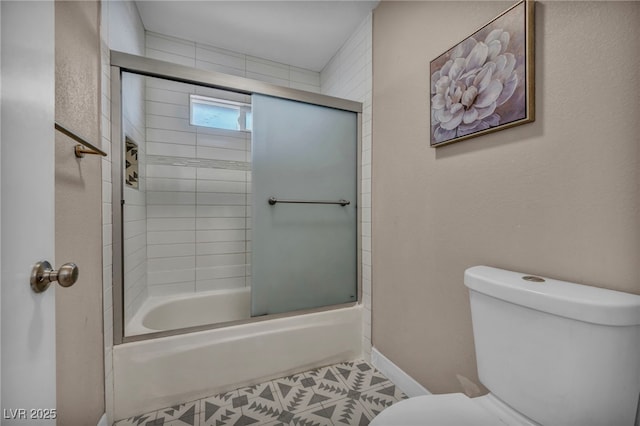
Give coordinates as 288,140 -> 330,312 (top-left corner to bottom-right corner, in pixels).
371,347 -> 431,398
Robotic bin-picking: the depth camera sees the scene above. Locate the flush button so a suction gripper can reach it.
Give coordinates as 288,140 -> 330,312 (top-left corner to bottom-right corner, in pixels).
522,275 -> 545,283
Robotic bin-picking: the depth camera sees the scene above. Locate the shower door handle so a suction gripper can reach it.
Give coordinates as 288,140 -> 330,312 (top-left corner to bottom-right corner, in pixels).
268,197 -> 350,206
30,260 -> 79,293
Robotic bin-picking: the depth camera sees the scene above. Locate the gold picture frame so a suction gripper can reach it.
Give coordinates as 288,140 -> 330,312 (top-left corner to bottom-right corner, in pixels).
430,0 -> 535,147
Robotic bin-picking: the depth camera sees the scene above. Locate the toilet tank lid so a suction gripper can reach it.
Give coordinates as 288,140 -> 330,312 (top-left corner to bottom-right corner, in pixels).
464,266 -> 640,326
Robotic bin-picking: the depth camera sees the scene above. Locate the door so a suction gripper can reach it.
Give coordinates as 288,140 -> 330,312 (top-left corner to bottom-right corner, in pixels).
251,94 -> 358,316
1,2 -> 57,424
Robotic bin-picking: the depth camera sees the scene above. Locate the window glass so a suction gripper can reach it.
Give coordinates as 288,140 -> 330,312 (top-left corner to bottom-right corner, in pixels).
190,95 -> 251,131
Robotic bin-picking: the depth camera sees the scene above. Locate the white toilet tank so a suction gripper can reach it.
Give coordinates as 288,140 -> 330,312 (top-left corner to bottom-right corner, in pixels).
465,266 -> 640,426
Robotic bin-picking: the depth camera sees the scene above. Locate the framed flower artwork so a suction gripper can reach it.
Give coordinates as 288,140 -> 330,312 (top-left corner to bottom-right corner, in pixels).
430,0 -> 535,147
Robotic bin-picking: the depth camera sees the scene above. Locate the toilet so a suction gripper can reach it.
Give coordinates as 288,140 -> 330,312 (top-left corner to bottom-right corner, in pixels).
370,266 -> 640,426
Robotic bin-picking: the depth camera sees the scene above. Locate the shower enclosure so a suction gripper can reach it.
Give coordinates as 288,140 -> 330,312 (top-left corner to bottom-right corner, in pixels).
111,51 -> 361,343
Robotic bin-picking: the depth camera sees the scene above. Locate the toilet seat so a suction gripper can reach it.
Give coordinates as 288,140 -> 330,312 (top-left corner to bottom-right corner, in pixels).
369,393 -> 509,426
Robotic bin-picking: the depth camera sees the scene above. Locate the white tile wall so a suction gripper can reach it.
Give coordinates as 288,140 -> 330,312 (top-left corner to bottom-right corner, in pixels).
146,31 -> 322,93
320,13 -> 373,361
144,75 -> 251,297
101,1 -> 146,423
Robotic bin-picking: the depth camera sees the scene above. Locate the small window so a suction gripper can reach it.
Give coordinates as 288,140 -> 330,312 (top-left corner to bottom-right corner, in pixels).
190,95 -> 252,131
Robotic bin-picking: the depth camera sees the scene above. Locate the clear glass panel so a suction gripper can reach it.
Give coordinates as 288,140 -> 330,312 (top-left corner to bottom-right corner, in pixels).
121,72 -> 252,337
251,94 -> 358,316
121,72 -> 149,334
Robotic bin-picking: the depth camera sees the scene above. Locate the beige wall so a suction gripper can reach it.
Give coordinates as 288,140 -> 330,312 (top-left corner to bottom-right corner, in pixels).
55,0 -> 105,423
372,1 -> 640,395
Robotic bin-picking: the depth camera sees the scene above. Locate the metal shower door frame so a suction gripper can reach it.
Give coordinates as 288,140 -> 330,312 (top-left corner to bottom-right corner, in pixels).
110,51 -> 363,345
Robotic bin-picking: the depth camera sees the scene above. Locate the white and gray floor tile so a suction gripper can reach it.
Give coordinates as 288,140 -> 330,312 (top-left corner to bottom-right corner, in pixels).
114,359 -> 407,426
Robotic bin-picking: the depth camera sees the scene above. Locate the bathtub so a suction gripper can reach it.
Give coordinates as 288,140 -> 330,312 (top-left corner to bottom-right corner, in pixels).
126,288 -> 251,336
113,304 -> 363,420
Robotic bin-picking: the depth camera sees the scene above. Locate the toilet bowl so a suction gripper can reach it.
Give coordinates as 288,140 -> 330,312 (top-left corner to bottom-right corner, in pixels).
371,266 -> 640,426
370,393 -> 538,426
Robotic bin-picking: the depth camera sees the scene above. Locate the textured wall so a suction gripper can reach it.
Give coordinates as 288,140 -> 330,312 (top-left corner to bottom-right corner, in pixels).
372,1 -> 640,394
54,0 -> 104,423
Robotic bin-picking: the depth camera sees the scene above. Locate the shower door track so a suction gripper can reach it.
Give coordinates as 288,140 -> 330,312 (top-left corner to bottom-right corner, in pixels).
110,50 -> 363,345
111,51 -> 361,112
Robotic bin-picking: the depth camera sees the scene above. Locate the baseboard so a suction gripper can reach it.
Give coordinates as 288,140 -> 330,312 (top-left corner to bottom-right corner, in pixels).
371,347 -> 431,397
98,413 -> 108,426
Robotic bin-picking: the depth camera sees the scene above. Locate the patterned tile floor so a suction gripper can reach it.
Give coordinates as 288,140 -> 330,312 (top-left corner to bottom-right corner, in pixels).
115,359 -> 407,426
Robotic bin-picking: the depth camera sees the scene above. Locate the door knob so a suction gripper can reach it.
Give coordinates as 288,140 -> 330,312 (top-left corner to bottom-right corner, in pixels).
30,260 -> 79,293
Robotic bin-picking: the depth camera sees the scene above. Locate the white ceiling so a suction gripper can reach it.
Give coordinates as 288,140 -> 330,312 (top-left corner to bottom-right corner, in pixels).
135,1 -> 378,72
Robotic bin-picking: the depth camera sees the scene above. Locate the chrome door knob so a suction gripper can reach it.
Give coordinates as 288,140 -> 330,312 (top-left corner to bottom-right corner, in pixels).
30,260 -> 79,293
55,263 -> 79,287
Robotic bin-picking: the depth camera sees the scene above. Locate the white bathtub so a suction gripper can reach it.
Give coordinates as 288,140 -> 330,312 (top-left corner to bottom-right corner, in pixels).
126,288 -> 251,336
113,304 -> 363,420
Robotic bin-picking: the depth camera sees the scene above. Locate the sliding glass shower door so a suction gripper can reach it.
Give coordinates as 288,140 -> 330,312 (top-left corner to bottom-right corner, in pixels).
251,94 -> 358,316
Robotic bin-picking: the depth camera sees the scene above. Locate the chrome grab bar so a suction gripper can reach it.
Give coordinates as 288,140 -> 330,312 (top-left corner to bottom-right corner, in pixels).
268,197 -> 350,206
55,122 -> 107,158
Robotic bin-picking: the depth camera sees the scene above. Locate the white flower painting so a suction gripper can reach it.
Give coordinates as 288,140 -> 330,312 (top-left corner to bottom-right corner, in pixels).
430,1 -> 534,146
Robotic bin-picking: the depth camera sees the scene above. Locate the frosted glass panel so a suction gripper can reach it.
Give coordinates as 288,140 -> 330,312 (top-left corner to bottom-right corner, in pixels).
251,94 -> 357,316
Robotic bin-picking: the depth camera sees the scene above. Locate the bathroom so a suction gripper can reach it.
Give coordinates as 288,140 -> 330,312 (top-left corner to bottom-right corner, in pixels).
1,0 -> 639,425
